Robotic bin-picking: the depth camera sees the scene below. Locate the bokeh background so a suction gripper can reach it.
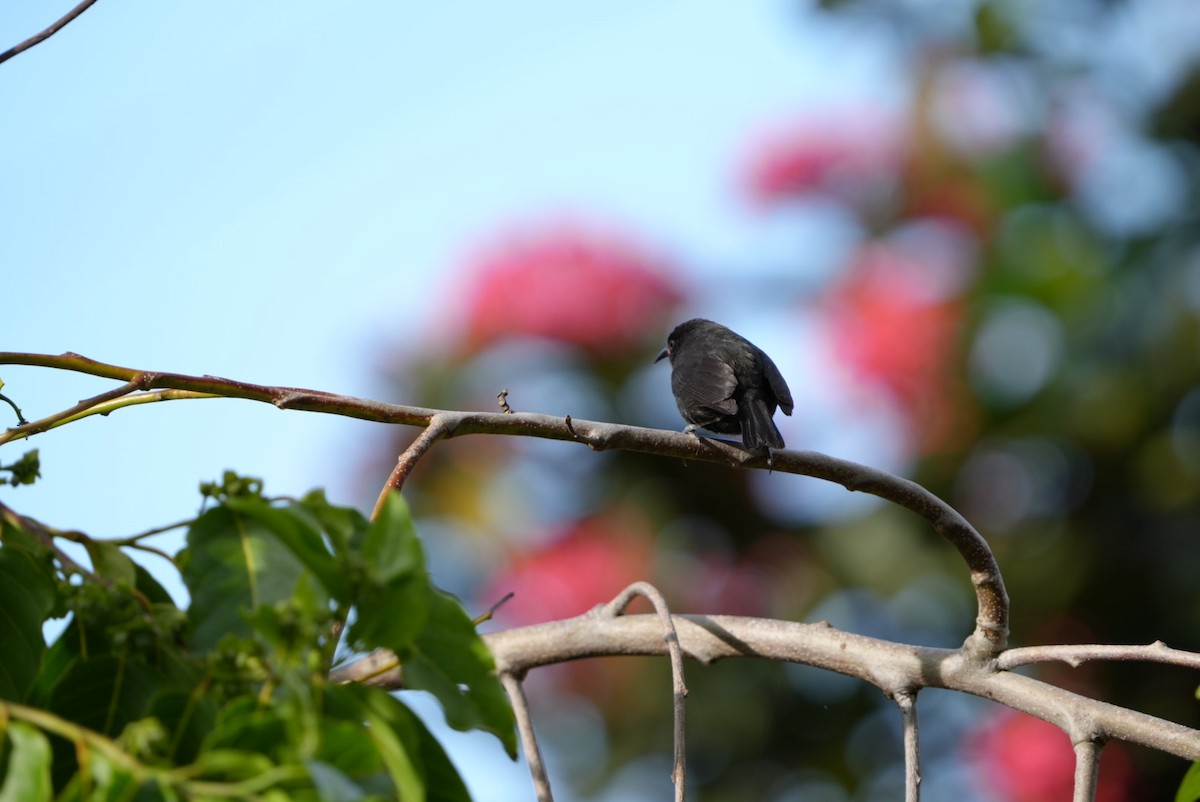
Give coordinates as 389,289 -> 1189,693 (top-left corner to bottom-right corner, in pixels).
5,1 -> 1200,799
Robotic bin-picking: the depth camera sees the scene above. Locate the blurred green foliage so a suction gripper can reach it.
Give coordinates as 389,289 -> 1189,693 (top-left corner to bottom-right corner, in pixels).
0,482 -> 514,800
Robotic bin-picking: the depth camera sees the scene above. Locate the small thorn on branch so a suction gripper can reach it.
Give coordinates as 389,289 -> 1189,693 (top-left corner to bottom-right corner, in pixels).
498,388 -> 513,414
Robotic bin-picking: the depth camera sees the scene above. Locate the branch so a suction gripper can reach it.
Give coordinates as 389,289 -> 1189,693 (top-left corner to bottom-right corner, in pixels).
0,0 -> 101,66
894,691 -> 920,802
1073,740 -> 1102,802
332,613 -> 1200,763
603,583 -> 688,801
371,413 -> 455,519
0,351 -> 1008,655
501,672 -> 554,802
997,640 -> 1200,671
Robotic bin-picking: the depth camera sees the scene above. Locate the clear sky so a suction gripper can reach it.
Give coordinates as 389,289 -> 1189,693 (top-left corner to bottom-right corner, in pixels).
4,0 -> 901,532
3,2 -> 894,798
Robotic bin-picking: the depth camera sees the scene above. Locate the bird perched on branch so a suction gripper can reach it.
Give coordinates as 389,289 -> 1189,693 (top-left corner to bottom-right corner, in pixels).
655,318 -> 794,454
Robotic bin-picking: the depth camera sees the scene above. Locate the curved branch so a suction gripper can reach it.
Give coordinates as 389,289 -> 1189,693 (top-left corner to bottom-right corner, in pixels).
0,351 -> 1009,654
0,0 -> 101,66
329,612 -> 1200,762
603,583 -> 688,801
352,612 -> 1199,763
371,413 -> 455,519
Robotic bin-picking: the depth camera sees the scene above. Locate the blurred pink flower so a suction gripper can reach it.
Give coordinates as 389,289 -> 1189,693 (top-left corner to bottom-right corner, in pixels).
825,232 -> 973,452
743,109 -> 907,205
968,710 -> 1135,802
458,224 -> 682,356
485,517 -> 653,628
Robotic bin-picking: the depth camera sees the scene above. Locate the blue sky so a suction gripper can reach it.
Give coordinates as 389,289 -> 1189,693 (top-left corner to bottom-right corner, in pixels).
4,1 -> 895,532
3,3 -> 896,798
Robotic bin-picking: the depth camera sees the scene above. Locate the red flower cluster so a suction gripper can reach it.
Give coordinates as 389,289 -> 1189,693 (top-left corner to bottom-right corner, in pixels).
484,517 -> 653,628
825,235 -> 971,452
969,710 -> 1135,802
459,225 -> 682,356
743,109 -> 906,205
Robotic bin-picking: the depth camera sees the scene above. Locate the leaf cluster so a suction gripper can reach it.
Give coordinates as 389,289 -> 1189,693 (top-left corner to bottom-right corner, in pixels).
0,478 -> 515,801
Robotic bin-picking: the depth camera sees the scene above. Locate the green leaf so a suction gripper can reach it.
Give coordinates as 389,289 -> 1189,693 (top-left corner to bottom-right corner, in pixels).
133,564 -> 176,607
182,504 -> 310,652
0,547 -> 57,701
346,493 -> 429,652
1177,761 -> 1200,802
202,696 -> 291,761
345,685 -> 473,802
223,497 -> 350,600
361,493 -> 422,585
299,490 -> 369,557
56,750 -> 141,802
85,541 -> 137,587
405,590 -> 517,758
0,451 -> 40,488
0,722 -> 53,802
149,689 -> 218,765
49,655 -> 163,737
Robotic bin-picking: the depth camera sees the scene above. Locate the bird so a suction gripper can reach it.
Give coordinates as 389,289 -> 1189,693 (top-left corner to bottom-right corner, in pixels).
655,318 -> 794,453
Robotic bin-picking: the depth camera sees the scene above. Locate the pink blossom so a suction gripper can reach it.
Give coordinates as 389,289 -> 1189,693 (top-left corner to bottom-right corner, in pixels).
743,110 -> 907,205
484,518 -> 652,627
825,231 -> 973,452
458,224 -> 682,356
969,710 -> 1135,802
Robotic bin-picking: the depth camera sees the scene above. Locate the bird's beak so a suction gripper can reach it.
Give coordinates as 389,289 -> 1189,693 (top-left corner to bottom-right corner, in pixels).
655,347 -> 669,363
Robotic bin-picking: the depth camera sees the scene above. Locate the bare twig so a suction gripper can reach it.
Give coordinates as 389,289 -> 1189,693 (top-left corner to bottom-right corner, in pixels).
0,0 -> 101,65
501,672 -> 554,802
473,591 -> 516,626
5,378 -> 145,443
1072,740 -> 1102,802
603,583 -> 688,801
0,351 -> 1009,655
998,640 -> 1200,671
0,500 -> 91,577
894,691 -> 921,802
0,392 -> 28,425
371,413 -> 455,519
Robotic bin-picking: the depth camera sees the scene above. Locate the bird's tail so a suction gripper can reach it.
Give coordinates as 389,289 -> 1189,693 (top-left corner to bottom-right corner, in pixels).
741,398 -> 784,451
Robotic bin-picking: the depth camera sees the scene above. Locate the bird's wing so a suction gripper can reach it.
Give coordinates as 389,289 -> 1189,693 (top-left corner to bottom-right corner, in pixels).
672,353 -> 739,415
761,353 -> 794,415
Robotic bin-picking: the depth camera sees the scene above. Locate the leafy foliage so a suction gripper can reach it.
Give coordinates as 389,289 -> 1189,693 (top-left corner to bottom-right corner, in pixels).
0,477 -> 514,800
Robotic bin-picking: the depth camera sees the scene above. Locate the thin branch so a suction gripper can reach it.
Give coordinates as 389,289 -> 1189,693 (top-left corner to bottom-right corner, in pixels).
998,641 -> 1200,671
473,591 -> 515,626
370,413 -> 455,520
4,378 -> 145,443
0,392 -> 28,425
894,691 -> 920,802
0,500 -> 91,577
0,0 -> 100,65
501,672 -> 554,802
0,351 -> 1009,655
603,583 -> 688,801
1072,740 -> 1102,802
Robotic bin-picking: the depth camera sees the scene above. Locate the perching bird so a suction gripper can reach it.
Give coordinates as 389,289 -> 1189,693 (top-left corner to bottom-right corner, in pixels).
655,318 -> 794,452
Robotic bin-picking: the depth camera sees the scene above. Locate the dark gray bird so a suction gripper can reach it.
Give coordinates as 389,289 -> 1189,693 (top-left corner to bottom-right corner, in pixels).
655,318 -> 794,452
